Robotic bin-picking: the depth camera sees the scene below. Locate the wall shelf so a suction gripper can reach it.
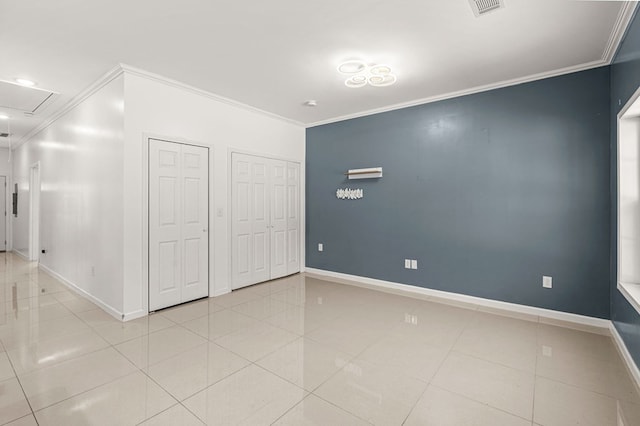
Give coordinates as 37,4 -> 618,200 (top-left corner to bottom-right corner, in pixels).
344,167 -> 382,179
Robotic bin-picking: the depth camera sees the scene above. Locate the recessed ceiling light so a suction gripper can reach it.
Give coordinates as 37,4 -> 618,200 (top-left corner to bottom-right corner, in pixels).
303,100 -> 318,107
0,115 -> 8,120
15,78 -> 35,87
337,61 -> 367,75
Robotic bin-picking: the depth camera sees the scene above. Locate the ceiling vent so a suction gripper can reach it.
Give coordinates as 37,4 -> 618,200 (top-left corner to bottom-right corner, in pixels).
468,0 -> 504,17
0,80 -> 57,115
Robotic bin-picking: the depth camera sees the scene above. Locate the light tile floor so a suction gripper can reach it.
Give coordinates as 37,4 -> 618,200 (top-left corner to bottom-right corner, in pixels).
0,252 -> 638,425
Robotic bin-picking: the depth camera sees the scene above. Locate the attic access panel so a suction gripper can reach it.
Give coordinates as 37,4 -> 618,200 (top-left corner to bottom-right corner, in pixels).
0,80 -> 56,114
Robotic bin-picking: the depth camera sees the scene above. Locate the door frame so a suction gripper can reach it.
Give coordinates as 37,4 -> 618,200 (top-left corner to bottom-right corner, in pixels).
28,162 -> 40,262
228,148 -> 303,291
142,134 -> 213,314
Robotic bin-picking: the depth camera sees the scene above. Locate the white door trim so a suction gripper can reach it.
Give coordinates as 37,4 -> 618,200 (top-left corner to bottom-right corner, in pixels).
142,133 -> 213,315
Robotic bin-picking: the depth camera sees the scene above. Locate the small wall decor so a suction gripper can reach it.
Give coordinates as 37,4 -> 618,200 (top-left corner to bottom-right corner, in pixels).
344,167 -> 382,180
336,188 -> 363,200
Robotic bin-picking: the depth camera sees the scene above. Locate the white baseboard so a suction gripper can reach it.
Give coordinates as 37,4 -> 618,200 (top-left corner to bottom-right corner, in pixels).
12,250 -> 29,261
610,322 -> 640,394
38,264 -> 124,321
304,268 -> 610,329
123,309 -> 147,321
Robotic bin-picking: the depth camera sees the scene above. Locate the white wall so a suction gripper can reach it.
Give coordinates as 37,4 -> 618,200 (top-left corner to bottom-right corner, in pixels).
122,71 -> 305,318
12,75 -> 125,315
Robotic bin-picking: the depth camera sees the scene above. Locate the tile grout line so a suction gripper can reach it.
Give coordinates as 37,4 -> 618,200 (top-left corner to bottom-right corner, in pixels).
427,383 -> 535,424
1,338 -> 39,426
399,306 -> 478,425
533,372 -> 640,405
532,322 -> 541,425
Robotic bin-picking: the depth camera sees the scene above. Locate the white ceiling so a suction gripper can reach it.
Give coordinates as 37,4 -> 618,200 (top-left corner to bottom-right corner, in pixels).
0,0 -> 635,146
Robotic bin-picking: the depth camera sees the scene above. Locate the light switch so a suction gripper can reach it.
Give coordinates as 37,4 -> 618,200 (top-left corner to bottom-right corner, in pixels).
318,243 -> 323,252
405,259 -> 411,269
411,259 -> 418,270
543,276 -> 552,289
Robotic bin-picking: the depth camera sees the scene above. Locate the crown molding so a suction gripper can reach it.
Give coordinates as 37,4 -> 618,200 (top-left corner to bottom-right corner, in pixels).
13,65 -> 125,149
13,62 -> 304,150
603,1 -> 638,64
118,64 -> 304,128
307,3 -> 639,129
306,59 -> 607,128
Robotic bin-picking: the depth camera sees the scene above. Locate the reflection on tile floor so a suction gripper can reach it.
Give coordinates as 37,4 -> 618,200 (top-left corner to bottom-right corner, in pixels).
0,252 -> 638,425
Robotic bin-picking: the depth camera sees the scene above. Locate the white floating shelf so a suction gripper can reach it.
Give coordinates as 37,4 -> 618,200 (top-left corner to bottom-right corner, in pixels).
345,167 -> 382,179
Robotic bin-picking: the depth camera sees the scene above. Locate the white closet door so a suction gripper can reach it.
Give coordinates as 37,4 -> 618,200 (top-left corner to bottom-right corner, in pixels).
149,139 -> 209,311
270,160 -> 287,279
251,158 -> 271,284
180,144 -> 210,302
150,140 -> 182,310
232,153 -> 300,289
232,153 -> 269,288
286,162 -> 300,275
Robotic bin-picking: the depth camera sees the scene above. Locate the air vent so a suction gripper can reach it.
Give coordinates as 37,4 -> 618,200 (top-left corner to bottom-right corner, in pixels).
0,133 -> 9,138
468,0 -> 504,17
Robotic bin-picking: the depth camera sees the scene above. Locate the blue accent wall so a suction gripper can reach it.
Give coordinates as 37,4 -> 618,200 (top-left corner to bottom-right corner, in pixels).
611,8 -> 640,367
306,67 -> 611,319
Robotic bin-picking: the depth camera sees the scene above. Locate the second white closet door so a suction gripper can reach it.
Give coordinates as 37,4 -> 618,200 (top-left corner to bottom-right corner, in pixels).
232,153 -> 299,290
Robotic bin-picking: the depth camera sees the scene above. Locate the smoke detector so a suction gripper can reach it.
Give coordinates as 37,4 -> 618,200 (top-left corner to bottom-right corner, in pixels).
468,0 -> 505,17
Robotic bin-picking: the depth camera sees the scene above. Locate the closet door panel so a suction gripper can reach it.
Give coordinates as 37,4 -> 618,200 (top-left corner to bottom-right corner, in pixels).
286,162 -> 300,274
270,159 -> 287,279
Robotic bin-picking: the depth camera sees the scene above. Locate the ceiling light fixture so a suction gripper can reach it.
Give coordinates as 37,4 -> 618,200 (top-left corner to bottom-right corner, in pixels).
303,100 -> 318,107
337,60 -> 367,75
15,78 -> 35,87
338,61 -> 397,88
0,115 -> 8,120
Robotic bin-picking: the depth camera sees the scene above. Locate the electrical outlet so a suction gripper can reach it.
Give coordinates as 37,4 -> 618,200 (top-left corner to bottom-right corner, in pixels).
542,345 -> 553,357
318,243 -> 323,252
411,259 -> 418,270
404,259 -> 411,269
543,275 -> 552,289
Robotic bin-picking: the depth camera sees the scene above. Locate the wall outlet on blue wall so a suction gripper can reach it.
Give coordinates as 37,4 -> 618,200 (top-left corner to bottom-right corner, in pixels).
404,259 -> 418,269
543,276 -> 553,289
